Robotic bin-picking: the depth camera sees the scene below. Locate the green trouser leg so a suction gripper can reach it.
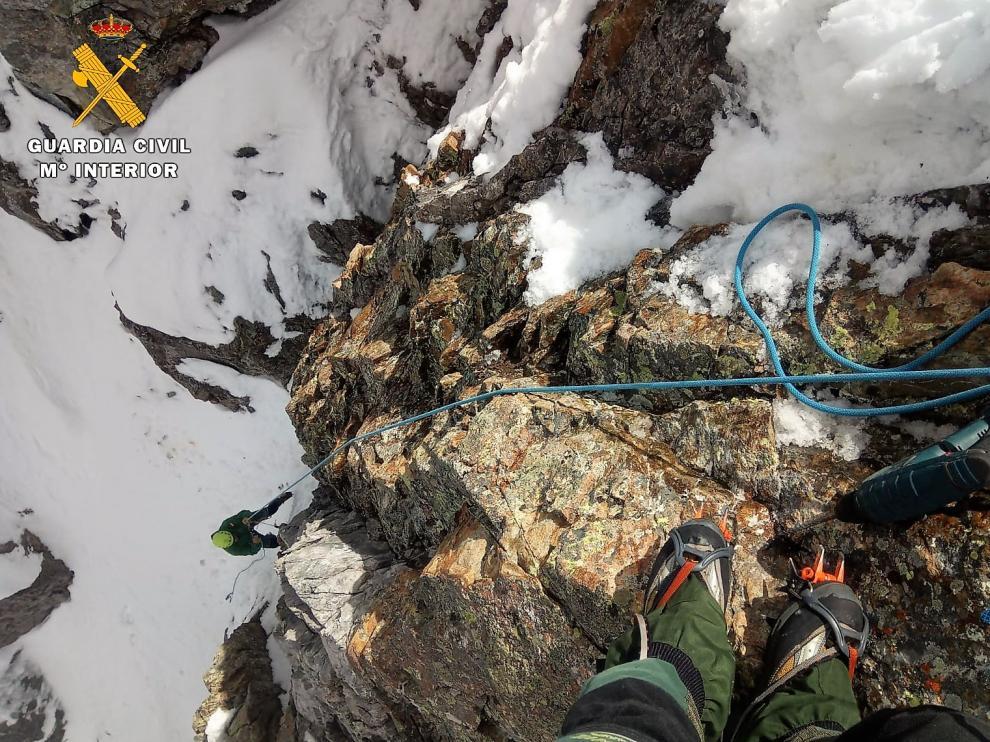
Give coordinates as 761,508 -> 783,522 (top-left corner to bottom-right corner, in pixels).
594,574 -> 736,742
738,658 -> 862,742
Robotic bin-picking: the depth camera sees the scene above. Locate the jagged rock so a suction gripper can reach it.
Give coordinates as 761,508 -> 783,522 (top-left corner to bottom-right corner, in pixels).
409,126 -> 587,225
0,651 -> 67,741
929,225 -> 990,271
558,0 -> 732,191
0,530 -> 73,649
283,138 -> 990,733
273,505 -> 413,742
386,55 -> 454,130
117,305 -> 316,411
0,1 -> 276,132
193,617 -> 284,742
308,216 -> 383,266
348,514 -> 598,742
0,158 -> 84,241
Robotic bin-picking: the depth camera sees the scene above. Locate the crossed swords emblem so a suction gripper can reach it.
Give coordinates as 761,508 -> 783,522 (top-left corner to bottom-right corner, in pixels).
71,42 -> 148,127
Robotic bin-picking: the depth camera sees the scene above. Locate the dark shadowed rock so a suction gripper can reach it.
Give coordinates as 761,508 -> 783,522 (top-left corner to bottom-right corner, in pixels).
0,158 -> 85,241
929,225 -> 990,271
0,531 -> 73,649
193,617 -> 284,742
307,215 -> 382,265
0,652 -> 67,742
558,0 -> 732,190
116,305 -> 316,412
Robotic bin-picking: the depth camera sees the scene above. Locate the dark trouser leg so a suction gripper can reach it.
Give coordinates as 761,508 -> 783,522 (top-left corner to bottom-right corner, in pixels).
558,575 -> 735,742
738,658 -> 861,742
837,705 -> 990,742
259,532 -> 279,549
252,491 -> 291,522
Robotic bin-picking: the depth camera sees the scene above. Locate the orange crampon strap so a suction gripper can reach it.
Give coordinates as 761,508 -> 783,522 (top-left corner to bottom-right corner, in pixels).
847,646 -> 859,679
657,558 -> 698,610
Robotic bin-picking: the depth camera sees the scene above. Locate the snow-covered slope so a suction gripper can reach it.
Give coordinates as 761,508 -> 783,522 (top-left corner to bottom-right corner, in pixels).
0,1 -> 488,739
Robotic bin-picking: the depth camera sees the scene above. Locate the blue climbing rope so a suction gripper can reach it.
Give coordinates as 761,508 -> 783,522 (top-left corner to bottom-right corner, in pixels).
257,203 -> 990,516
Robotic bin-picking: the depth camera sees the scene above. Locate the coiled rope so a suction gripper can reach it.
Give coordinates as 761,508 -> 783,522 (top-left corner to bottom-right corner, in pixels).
255,203 -> 990,518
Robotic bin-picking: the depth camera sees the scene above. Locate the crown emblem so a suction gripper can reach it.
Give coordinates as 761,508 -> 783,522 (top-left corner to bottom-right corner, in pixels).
90,14 -> 133,39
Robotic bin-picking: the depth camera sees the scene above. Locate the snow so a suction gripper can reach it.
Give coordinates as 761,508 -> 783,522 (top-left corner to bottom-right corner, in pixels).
773,396 -> 868,461
455,222 -> 479,242
0,538 -> 42,599
205,707 -> 235,741
430,0 -> 600,176
415,221 -> 440,243
671,0 -> 990,227
0,0 -> 488,740
520,133 -> 677,304
0,208 -> 310,737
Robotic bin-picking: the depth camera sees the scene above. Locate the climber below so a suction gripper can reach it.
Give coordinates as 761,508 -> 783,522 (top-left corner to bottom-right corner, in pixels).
210,491 -> 292,556
557,509 -> 990,742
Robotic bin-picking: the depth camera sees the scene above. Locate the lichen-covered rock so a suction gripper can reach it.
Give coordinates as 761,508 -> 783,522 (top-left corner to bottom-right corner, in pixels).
202,6 -> 990,738
348,515 -> 598,742
280,125 -> 990,735
193,617 -> 284,742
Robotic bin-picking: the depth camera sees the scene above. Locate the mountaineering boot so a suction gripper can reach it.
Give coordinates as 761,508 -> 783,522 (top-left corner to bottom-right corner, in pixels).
734,549 -> 869,742
559,510 -> 737,742
642,511 -> 734,616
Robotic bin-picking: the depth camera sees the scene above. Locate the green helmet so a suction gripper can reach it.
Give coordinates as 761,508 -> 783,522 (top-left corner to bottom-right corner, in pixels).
212,530 -> 234,549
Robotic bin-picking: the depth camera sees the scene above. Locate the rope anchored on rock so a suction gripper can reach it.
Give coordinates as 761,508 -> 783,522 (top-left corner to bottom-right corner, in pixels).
250,203 -> 990,519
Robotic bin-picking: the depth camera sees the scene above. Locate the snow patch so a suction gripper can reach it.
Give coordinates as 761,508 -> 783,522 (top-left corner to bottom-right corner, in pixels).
671,0 -> 990,227
415,221 -> 440,243
455,222 -> 479,242
656,200 -> 965,323
205,707 -> 235,741
773,397 -> 868,461
520,133 -> 676,305
431,0 -> 599,176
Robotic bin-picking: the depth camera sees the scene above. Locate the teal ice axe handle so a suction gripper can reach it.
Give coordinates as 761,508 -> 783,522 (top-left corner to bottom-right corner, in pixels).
838,414 -> 990,524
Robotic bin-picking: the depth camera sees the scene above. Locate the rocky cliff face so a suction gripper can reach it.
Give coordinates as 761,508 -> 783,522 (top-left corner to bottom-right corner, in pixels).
231,4 -> 990,739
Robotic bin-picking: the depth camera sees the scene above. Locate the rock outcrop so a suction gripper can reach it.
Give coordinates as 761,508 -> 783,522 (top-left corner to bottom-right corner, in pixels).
0,530 -> 73,650
202,2 -> 990,739
193,617 -> 286,742
0,651 -> 67,742
272,121 -> 990,738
